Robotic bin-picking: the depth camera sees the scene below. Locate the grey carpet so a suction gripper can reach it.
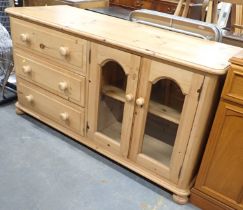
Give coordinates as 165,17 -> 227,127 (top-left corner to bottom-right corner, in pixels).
0,102 -> 200,210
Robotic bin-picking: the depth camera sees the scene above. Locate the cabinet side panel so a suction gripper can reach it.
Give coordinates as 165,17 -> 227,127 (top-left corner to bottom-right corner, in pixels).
178,74 -> 221,189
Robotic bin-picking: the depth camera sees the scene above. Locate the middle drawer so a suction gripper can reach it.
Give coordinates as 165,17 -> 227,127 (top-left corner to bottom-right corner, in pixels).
14,50 -> 86,107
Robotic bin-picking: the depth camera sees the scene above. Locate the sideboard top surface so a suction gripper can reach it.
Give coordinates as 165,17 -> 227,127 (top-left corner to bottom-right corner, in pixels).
6,5 -> 243,74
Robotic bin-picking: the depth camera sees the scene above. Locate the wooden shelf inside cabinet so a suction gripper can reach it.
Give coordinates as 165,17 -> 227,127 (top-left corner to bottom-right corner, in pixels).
102,85 -> 181,124
149,101 -> 180,124
143,134 -> 173,166
101,120 -> 173,166
102,121 -> 121,143
102,85 -> 126,102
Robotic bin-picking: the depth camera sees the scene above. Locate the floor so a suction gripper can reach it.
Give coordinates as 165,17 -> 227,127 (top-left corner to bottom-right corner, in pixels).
0,102 -> 200,210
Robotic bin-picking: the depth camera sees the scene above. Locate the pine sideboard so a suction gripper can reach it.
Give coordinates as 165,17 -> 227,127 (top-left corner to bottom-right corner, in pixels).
6,5 -> 242,204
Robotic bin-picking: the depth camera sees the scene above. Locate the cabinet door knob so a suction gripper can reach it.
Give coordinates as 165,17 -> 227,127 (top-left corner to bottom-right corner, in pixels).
58,81 -> 68,91
136,97 -> 145,106
125,94 -> 134,102
25,95 -> 34,103
20,33 -> 30,42
60,112 -> 69,121
59,47 -> 70,56
22,65 -> 32,74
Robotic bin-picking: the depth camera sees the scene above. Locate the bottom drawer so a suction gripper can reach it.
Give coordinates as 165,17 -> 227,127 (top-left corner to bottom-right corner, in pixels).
17,78 -> 85,136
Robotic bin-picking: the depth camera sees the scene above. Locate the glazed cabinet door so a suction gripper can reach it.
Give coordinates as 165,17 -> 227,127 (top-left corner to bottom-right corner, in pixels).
129,59 -> 204,182
195,101 -> 243,210
88,44 -> 140,157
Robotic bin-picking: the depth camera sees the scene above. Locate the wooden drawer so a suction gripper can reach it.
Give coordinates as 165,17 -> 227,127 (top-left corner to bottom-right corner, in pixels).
11,18 -> 87,75
17,78 -> 85,136
223,64 -> 243,105
14,50 -> 86,107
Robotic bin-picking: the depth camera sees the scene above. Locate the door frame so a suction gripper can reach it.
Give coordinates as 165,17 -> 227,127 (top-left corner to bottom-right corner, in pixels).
87,43 -> 141,157
129,58 -> 204,182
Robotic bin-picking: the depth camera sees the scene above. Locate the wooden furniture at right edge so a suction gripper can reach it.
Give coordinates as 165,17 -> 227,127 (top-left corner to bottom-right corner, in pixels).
191,53 -> 243,210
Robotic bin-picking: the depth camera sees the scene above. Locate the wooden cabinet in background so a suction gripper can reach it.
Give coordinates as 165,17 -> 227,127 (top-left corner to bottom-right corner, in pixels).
24,0 -> 62,6
24,0 -> 202,20
110,0 -> 202,19
191,55 -> 243,210
24,0 -> 109,9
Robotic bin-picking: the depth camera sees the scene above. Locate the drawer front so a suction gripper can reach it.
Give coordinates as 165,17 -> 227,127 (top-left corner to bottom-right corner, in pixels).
14,51 -> 85,107
11,18 -> 87,75
223,65 -> 243,105
17,79 -> 85,136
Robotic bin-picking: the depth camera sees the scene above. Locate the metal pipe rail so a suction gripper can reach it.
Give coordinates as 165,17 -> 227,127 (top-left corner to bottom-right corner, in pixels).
129,9 -> 223,42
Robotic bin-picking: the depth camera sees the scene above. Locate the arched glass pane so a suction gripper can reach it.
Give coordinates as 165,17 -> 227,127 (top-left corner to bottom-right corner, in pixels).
141,79 -> 185,166
97,61 -> 127,143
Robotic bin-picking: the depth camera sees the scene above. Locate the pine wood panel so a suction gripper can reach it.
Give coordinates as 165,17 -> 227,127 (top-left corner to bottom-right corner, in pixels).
14,49 -> 86,107
169,72 -> 204,184
129,58 -> 204,183
24,0 -> 109,8
177,74 -> 220,189
87,43 -> 140,157
11,17 -> 88,75
6,6 -> 242,74
17,78 -> 85,136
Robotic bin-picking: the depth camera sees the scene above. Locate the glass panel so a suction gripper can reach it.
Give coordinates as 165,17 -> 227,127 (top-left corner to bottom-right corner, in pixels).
97,61 -> 127,143
141,79 -> 185,167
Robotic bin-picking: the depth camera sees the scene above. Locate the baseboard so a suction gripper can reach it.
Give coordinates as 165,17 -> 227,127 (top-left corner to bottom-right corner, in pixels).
190,188 -> 234,210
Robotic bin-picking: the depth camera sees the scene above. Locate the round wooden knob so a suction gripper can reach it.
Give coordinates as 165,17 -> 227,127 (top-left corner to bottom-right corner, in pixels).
58,82 -> 68,91
136,97 -> 145,106
60,112 -> 69,121
20,33 -> 30,42
22,65 -> 32,74
59,47 -> 70,56
125,94 -> 133,102
25,95 -> 34,103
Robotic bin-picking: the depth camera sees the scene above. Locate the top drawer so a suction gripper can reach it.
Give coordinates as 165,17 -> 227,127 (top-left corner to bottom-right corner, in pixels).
222,64 -> 243,105
10,18 -> 88,75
